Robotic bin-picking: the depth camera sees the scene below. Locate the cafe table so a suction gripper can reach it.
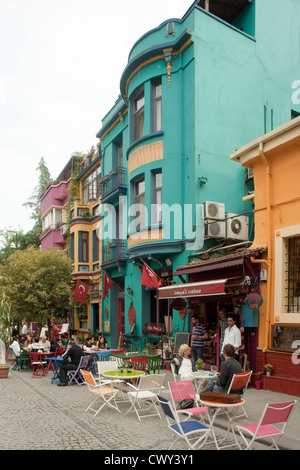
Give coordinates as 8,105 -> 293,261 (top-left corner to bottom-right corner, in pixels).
190,370 -> 216,394
44,356 -> 65,384
199,396 -> 245,450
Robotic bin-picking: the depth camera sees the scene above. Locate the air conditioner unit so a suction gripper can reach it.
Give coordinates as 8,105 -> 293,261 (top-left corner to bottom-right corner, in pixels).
226,213 -> 249,241
205,220 -> 226,239
60,224 -> 68,236
203,201 -> 225,220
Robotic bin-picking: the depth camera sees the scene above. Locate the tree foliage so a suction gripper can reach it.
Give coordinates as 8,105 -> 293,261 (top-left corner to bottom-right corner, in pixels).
0,246 -> 72,327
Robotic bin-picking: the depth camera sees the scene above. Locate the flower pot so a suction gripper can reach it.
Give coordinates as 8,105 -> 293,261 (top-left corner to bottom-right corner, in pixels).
255,380 -> 262,390
0,365 -> 9,378
266,371 -> 271,377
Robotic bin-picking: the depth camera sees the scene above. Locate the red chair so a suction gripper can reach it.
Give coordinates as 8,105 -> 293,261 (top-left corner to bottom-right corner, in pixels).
227,371 -> 252,418
236,401 -> 297,450
130,356 -> 147,386
131,356 -> 147,372
168,380 -> 208,423
54,348 -> 64,357
29,352 -> 47,378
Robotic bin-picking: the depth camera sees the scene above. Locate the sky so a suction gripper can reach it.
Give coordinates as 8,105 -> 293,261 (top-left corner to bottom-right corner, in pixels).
0,0 -> 193,234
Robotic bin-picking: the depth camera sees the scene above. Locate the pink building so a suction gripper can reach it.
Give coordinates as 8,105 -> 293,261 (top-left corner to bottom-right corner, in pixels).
39,157 -> 78,251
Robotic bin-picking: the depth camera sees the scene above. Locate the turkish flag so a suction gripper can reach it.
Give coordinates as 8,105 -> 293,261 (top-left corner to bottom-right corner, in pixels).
73,280 -> 89,304
141,262 -> 161,289
103,273 -> 113,299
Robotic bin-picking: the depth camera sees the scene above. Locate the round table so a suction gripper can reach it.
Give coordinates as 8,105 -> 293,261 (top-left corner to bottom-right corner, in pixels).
190,370 -> 217,393
103,370 -> 145,380
199,397 -> 245,450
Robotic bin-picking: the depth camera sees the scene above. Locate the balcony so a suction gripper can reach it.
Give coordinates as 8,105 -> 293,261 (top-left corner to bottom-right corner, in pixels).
101,167 -> 127,203
101,240 -> 128,268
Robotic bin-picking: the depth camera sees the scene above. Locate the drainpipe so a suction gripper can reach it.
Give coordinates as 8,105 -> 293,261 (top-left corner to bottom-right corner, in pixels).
250,142 -> 272,353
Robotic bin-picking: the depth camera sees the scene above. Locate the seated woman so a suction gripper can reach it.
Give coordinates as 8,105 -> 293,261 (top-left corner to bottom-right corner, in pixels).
23,334 -> 33,351
171,344 -> 196,381
97,335 -> 108,349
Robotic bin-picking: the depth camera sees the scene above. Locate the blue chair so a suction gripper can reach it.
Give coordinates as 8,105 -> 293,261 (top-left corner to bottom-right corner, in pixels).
92,350 -> 110,374
157,395 -> 211,450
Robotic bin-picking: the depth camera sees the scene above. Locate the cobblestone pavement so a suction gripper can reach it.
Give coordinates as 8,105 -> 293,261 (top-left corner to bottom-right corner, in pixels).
0,367 -> 267,453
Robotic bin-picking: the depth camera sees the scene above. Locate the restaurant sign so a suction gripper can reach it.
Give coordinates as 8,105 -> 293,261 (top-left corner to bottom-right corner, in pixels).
158,280 -> 226,299
245,293 -> 263,309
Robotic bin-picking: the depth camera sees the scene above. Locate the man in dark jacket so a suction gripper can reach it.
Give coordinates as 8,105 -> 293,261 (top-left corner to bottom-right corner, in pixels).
57,339 -> 84,386
201,344 -> 242,394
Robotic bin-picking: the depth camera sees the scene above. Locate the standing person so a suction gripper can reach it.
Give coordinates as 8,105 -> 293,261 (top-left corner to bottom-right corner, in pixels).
218,309 -> 227,357
58,339 -> 84,386
221,314 -> 241,363
190,314 -> 208,362
21,320 -> 28,335
201,344 -> 243,393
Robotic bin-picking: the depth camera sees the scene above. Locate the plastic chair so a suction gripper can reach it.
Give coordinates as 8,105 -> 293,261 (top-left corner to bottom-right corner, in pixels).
146,354 -> 161,374
18,350 -> 31,371
157,395 -> 211,450
236,401 -> 297,450
168,380 -> 208,423
67,355 -> 90,386
227,370 -> 253,418
29,352 -> 47,378
97,360 -> 127,401
81,369 -> 121,415
126,374 -> 165,421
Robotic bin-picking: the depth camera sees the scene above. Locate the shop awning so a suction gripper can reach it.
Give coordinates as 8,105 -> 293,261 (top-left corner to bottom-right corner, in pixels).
174,258 -> 244,276
158,280 -> 227,299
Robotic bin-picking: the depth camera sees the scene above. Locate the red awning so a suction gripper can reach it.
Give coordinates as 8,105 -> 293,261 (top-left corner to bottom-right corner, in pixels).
158,280 -> 227,299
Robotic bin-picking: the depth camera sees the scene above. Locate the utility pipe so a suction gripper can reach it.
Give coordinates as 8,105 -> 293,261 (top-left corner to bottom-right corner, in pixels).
253,142 -> 272,353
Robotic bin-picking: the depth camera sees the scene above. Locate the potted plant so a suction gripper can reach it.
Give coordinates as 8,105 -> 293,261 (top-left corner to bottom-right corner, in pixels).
0,293 -> 12,378
264,363 -> 273,376
196,358 -> 204,371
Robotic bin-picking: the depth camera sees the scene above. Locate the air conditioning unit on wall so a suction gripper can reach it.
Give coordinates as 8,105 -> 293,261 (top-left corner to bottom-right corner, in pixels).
203,201 -> 226,239
226,213 -> 249,241
203,201 -> 225,220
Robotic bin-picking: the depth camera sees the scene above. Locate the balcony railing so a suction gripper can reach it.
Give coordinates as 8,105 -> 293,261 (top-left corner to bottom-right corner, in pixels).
101,167 -> 127,201
102,240 -> 127,265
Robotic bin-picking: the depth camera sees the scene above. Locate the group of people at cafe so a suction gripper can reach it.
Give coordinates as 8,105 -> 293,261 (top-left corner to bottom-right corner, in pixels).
171,310 -> 243,394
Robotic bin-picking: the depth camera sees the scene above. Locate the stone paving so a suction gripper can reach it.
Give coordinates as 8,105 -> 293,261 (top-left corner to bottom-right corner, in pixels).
0,366 -> 267,452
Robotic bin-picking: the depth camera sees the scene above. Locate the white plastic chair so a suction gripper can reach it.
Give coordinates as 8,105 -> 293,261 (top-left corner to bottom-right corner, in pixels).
236,400 -> 297,450
126,374 -> 165,422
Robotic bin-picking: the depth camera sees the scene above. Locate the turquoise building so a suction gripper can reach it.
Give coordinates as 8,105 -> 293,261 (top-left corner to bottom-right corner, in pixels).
96,0 -> 300,350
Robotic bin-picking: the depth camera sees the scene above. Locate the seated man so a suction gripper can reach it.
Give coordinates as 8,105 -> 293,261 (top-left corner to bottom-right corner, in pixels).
58,339 -> 84,386
82,336 -> 97,351
202,343 -> 242,394
39,336 -> 50,352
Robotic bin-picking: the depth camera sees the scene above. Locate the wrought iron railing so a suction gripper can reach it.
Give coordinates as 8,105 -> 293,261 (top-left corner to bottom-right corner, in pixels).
101,167 -> 127,199
102,240 -> 127,265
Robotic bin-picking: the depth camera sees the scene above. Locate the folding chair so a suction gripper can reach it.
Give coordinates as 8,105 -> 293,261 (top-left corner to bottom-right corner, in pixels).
146,354 -> 161,374
126,374 -> 165,422
29,352 -> 47,378
81,369 -> 121,415
157,396 -> 211,450
227,370 -> 253,418
54,348 -> 64,357
236,401 -> 297,450
67,355 -> 90,386
170,362 -> 180,381
168,380 -> 208,423
92,350 -> 110,374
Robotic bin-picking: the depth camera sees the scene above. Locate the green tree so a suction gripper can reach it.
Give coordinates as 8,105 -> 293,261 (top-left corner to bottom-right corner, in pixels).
0,246 -> 72,337
23,157 -> 52,231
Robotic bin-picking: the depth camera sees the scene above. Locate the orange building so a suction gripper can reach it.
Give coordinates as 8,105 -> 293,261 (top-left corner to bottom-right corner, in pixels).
231,116 -> 300,395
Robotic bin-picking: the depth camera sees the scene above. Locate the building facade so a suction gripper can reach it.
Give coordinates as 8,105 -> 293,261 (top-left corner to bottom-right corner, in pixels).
231,116 -> 300,395
96,0 -> 300,350
69,147 -> 103,338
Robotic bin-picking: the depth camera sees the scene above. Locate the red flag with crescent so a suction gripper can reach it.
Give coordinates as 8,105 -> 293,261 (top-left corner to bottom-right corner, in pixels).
73,280 -> 89,304
141,262 -> 161,289
103,273 -> 113,299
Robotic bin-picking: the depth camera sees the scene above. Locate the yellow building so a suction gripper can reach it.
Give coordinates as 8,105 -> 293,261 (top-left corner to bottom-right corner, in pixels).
231,116 -> 300,395
69,147 -> 102,340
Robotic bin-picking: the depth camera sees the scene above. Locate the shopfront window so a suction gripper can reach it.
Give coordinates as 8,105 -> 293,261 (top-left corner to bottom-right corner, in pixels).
272,325 -> 300,351
285,236 -> 300,313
